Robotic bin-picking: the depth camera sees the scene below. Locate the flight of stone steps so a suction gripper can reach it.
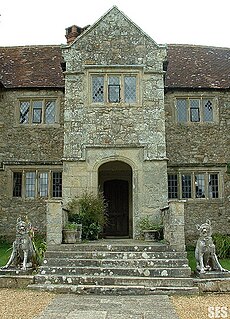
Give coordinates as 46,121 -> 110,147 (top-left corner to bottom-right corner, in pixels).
29,240 -> 198,295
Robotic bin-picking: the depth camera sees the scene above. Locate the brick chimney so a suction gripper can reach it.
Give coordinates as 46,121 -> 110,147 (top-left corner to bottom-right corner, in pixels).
65,25 -> 89,45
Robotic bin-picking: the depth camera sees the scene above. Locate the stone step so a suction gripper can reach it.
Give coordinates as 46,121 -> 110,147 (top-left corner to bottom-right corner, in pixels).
47,242 -> 172,252
35,273 -> 193,286
43,257 -> 189,268
39,265 -> 191,277
45,250 -> 187,260
28,283 -> 199,295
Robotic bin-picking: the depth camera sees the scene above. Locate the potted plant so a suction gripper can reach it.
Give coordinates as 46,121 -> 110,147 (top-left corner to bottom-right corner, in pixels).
138,216 -> 164,242
66,191 -> 107,241
62,222 -> 82,244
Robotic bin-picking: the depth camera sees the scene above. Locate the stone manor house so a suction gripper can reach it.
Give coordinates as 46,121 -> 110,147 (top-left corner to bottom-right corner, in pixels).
0,6 -> 230,243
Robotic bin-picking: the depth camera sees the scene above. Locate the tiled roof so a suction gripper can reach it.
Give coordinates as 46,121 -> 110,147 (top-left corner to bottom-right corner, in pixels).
0,46 -> 64,88
1,44 -> 230,90
166,44 -> 230,89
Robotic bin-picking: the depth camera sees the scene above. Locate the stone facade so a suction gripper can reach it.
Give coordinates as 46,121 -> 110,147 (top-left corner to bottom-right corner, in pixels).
0,6 -> 229,243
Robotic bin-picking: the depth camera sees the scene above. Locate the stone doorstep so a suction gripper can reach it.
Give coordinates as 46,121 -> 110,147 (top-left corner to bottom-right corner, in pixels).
28,283 -> 199,295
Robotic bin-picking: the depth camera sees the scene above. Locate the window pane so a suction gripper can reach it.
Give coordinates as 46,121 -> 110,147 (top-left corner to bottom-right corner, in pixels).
181,174 -> 192,198
45,101 -> 56,124
124,76 -> 136,103
203,99 -> 213,122
168,174 -> 178,199
92,76 -> 104,102
190,99 -> 200,122
195,174 -> 205,198
26,172 -> 36,197
52,172 -> 62,197
209,174 -> 219,198
176,99 -> 187,122
108,76 -> 120,103
13,172 -> 22,197
39,172 -> 48,197
32,101 -> 43,123
20,101 -> 30,124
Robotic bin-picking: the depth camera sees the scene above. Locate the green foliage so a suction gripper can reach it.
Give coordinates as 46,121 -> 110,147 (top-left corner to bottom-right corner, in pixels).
138,216 -> 163,233
67,191 -> 107,240
0,241 -> 12,267
212,233 -> 230,259
64,222 -> 82,230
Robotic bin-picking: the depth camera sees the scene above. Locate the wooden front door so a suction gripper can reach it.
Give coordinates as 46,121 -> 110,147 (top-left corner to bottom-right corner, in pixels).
104,179 -> 129,237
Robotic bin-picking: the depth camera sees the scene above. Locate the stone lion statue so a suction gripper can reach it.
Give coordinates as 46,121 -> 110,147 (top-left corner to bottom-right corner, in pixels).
195,219 -> 228,274
1,217 -> 37,270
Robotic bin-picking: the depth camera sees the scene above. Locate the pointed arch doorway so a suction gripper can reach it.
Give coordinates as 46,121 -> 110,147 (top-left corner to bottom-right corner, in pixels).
98,161 -> 132,238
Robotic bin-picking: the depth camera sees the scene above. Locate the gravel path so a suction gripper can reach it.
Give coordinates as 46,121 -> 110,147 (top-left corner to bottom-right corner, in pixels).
0,289 -> 229,319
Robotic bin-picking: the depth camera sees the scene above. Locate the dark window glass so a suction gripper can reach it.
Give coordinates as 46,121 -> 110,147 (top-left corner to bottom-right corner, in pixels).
13,172 -> 22,197
52,172 -> 62,197
168,174 -> 178,199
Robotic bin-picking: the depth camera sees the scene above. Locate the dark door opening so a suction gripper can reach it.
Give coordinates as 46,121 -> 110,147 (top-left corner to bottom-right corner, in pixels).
103,179 -> 129,237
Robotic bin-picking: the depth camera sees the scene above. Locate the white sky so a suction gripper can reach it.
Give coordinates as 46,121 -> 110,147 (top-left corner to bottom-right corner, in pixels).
0,0 -> 230,47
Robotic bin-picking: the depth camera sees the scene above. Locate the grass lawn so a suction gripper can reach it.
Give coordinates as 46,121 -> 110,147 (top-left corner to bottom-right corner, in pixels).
0,242 -> 12,267
187,249 -> 230,272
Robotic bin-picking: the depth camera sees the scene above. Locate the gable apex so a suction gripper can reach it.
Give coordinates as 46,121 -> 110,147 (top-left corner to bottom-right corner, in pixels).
65,6 -> 163,48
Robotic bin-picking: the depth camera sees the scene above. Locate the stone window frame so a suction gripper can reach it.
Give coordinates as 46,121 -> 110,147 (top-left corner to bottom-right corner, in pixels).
16,97 -> 60,127
86,66 -> 142,107
168,167 -> 224,201
173,96 -> 219,124
11,167 -> 62,199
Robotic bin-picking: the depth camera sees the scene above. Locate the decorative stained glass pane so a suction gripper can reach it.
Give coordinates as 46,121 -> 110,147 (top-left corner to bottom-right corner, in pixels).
124,76 -> 136,103
181,174 -> 192,198
195,174 -> 205,198
26,172 -> 36,197
209,174 -> 219,198
52,172 -> 62,197
45,101 -> 56,124
32,101 -> 42,123
20,101 -> 30,124
92,76 -> 104,102
176,99 -> 187,122
203,99 -> 213,122
108,76 -> 120,102
39,172 -> 48,197
13,172 -> 22,197
168,174 -> 178,199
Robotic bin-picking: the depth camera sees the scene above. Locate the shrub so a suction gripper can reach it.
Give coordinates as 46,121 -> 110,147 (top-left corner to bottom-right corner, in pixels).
212,233 -> 230,259
67,191 -> 107,240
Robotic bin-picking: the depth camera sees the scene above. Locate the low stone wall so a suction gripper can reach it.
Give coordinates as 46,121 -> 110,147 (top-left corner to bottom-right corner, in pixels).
194,278 -> 230,293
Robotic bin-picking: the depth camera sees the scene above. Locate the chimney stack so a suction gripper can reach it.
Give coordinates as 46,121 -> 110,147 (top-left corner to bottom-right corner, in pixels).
65,25 -> 89,45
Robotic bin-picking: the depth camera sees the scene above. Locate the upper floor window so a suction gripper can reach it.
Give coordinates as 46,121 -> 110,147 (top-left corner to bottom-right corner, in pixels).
19,99 -> 57,125
168,171 -> 220,200
176,98 -> 214,123
12,170 -> 62,198
91,73 -> 137,105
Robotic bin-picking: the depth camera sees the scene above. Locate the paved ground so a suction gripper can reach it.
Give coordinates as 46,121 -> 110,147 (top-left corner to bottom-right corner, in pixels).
35,294 -> 179,319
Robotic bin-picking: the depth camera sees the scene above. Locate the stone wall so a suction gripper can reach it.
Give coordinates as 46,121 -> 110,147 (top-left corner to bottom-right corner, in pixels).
0,89 -> 64,239
165,90 -> 230,243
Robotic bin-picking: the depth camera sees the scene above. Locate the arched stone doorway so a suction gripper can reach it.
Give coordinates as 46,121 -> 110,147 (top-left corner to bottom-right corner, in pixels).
98,161 -> 132,238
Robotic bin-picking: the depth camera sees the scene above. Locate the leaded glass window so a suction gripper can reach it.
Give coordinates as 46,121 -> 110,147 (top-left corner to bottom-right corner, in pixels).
124,76 -> 136,103
92,76 -> 104,102
45,101 -> 56,124
32,101 -> 43,123
108,76 -> 120,103
209,174 -> 219,198
195,174 -> 205,198
168,174 -> 178,199
52,172 -> 62,197
181,174 -> 192,198
39,172 -> 48,197
190,99 -> 200,122
176,99 -> 187,122
203,100 -> 213,122
13,172 -> 22,197
26,172 -> 36,197
20,101 -> 30,124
